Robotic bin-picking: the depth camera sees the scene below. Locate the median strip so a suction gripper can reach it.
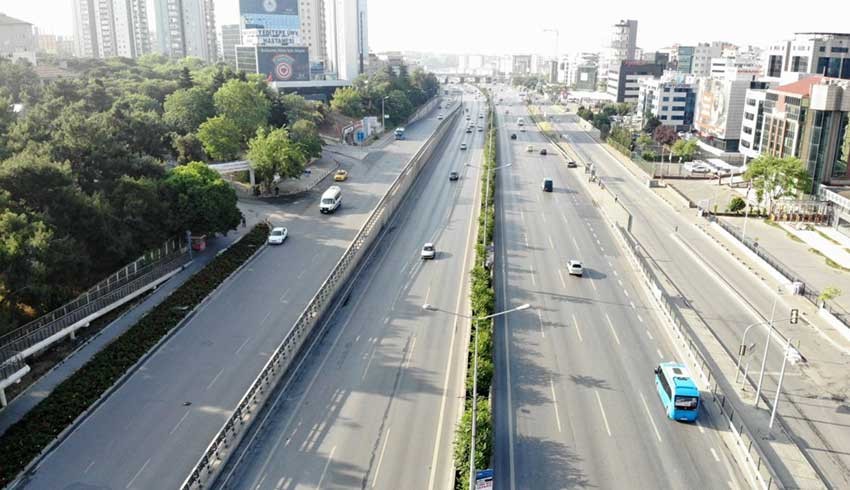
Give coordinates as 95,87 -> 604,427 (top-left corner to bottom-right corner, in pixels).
0,223 -> 269,487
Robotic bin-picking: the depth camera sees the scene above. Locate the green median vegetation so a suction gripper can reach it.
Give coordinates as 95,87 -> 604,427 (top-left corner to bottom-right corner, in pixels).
454,89 -> 497,489
0,223 -> 269,487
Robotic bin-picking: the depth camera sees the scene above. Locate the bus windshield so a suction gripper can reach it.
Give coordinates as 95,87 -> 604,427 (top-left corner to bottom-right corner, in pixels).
674,396 -> 699,410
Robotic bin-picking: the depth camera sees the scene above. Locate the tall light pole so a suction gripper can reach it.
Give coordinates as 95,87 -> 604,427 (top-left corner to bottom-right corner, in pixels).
755,286 -> 785,406
381,95 -> 389,133
422,302 -> 531,490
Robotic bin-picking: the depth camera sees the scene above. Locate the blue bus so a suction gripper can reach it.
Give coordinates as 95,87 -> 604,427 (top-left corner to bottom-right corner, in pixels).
654,362 -> 700,422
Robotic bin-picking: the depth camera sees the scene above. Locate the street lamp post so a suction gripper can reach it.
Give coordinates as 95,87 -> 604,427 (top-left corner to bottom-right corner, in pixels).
770,336 -> 793,429
381,96 -> 389,133
755,287 -> 784,407
421,302 -> 531,490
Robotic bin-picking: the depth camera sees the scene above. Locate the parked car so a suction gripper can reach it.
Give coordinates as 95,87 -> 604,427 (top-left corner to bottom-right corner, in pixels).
334,169 -> 349,181
267,227 -> 288,245
449,171 -> 460,181
540,148 -> 548,155
567,160 -> 577,168
421,242 -> 436,259
567,259 -> 583,276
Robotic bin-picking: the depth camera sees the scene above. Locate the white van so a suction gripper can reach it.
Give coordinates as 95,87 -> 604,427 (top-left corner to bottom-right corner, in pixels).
517,117 -> 525,127
320,186 -> 342,214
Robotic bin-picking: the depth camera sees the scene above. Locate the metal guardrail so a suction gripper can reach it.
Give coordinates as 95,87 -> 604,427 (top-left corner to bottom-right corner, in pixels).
713,218 -> 850,329
0,236 -> 189,376
181,103 -> 460,490
617,226 -> 784,490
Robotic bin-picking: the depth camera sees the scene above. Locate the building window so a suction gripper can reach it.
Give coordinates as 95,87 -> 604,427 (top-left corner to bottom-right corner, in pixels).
662,96 -> 669,101
662,106 -> 669,111
745,112 -> 755,121
741,140 -> 751,148
743,126 -> 753,135
832,47 -> 850,53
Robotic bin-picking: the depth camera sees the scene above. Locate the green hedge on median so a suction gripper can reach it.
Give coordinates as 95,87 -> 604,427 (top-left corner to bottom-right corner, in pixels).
455,89 -> 497,489
0,223 -> 269,487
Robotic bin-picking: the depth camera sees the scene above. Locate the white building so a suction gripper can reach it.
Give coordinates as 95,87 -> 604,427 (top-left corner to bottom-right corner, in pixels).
637,77 -> 697,131
299,0 -> 327,66
694,72 -> 768,153
73,0 -> 150,58
0,13 -> 36,63
72,0 -> 98,57
325,0 -> 368,81
153,0 -> 217,61
692,42 -> 722,77
610,19 -> 637,64
219,24 -> 239,68
764,32 -> 850,80
739,89 -> 769,159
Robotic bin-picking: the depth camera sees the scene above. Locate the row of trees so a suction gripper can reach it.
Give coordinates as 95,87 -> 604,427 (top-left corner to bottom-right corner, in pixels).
0,55 -> 322,331
576,103 -> 632,138
330,64 -> 440,126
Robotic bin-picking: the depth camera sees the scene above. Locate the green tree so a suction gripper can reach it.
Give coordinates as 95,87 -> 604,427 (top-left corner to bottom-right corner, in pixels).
0,202 -> 54,322
213,79 -> 271,141
178,66 -> 193,89
636,133 -> 653,149
162,162 -> 240,236
744,155 -> 812,206
269,93 -> 324,127
643,115 -> 662,134
172,133 -> 207,164
163,87 -> 216,134
728,196 -> 746,213
671,139 -> 698,162
247,127 -> 307,190
289,120 -> 323,159
330,86 -> 365,118
109,95 -> 169,157
384,89 -> 414,125
197,115 -> 241,161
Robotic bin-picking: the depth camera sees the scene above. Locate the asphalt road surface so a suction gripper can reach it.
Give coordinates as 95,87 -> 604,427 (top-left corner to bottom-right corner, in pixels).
20,100 -> 451,490
490,88 -> 748,490
216,90 -> 486,490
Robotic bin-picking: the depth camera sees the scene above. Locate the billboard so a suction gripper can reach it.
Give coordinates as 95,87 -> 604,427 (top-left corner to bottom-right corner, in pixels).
258,46 -> 309,82
696,78 -> 729,139
240,0 -> 300,30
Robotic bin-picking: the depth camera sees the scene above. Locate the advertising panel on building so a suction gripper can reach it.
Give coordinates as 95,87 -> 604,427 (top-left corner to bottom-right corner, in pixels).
258,46 -> 309,81
697,78 -> 729,138
240,0 -> 300,30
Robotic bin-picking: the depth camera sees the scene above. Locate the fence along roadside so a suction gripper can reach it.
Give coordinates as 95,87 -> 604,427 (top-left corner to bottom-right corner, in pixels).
181,103 -> 461,490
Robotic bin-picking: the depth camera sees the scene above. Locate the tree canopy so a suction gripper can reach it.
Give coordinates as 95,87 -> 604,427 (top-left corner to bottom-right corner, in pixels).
743,155 -> 812,205
247,127 -> 307,190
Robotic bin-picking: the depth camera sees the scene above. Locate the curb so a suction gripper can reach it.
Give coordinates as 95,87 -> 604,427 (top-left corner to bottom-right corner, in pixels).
8,234 -> 267,489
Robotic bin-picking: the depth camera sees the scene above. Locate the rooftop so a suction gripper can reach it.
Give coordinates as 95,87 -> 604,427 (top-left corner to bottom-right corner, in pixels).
0,13 -> 31,26
772,75 -> 824,96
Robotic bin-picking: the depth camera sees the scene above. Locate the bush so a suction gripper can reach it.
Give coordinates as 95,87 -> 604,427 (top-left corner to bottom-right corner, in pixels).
0,223 -> 269,487
728,197 -> 746,213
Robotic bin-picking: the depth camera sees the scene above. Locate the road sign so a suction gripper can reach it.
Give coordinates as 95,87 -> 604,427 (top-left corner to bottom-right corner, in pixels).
475,469 -> 494,490
356,131 -> 365,142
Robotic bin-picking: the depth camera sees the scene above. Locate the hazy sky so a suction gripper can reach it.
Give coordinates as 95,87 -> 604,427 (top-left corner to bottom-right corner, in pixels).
1,0 -> 847,55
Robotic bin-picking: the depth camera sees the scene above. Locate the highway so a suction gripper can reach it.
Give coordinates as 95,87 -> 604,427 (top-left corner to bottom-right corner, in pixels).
19,100 -> 450,489
216,90 -> 485,489
490,88 -> 748,489
545,103 -> 850,487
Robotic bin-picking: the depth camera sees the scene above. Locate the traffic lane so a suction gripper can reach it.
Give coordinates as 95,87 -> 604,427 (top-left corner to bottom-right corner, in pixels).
23,112 -> 451,489
227,106 -> 481,490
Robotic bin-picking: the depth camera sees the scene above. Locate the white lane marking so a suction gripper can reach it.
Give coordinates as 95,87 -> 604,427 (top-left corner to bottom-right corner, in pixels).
590,279 -> 597,292
639,392 -> 663,442
520,210 -> 525,222
600,247 -> 605,253
572,314 -> 583,343
711,448 -> 721,462
296,269 -> 306,280
372,427 -> 392,488
425,287 -> 431,305
541,212 -> 547,223
613,270 -> 619,276
605,313 -> 621,345
596,239 -> 601,245
558,269 -> 567,288
234,337 -> 251,355
537,310 -> 545,338
317,446 -> 337,489
169,409 -> 191,435
595,390 -> 612,437
524,233 -> 530,249
261,311 -> 273,324
548,235 -> 555,250
255,473 -> 268,489
501,225 -> 518,490
637,315 -> 645,324
126,457 -> 151,489
572,236 -> 579,249
562,213 -> 569,225
405,336 -> 417,370
646,329 -> 654,340
279,290 -> 290,303
550,379 -> 562,433
530,265 -> 536,286
84,460 -> 96,474
657,349 -> 664,359
362,341 -> 378,381
623,289 -> 630,298
629,301 -> 636,309
206,367 -> 225,390
617,279 -> 623,287
696,420 -> 706,434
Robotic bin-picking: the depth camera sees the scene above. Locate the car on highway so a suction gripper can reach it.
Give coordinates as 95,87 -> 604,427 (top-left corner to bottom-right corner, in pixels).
421,242 -> 436,259
437,114 -> 444,120
526,145 -> 534,152
567,259 -> 583,276
477,126 -> 484,132
449,171 -> 460,181
520,126 -> 526,132
460,143 -> 468,150
320,185 -> 342,214
267,226 -> 288,245
542,178 -> 553,192
334,169 -> 348,181
466,115 -> 471,120
567,160 -> 577,168
466,127 -> 472,133
540,148 -> 548,155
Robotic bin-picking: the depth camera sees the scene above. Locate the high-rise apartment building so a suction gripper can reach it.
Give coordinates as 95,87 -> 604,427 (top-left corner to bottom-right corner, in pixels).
73,0 -> 150,58
607,60 -> 663,103
325,0 -> 368,81
153,0 -> 217,62
764,32 -> 850,80
299,0 -> 327,66
220,24 -> 239,68
610,19 -> 638,64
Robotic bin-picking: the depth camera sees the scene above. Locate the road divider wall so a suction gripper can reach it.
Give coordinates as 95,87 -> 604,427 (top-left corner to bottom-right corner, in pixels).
182,102 -> 462,490
0,224 -> 270,488
454,89 -> 496,489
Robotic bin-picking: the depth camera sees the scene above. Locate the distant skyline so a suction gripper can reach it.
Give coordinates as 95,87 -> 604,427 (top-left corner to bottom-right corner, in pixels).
1,0 -> 847,56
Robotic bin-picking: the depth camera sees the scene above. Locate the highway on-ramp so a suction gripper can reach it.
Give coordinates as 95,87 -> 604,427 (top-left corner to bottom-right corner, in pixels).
490,88 -> 747,490
19,101 -> 450,490
216,92 -> 486,490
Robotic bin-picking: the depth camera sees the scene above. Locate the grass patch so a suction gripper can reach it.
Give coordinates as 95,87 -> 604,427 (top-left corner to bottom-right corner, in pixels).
810,248 -> 850,272
0,223 -> 269,487
815,228 -> 842,246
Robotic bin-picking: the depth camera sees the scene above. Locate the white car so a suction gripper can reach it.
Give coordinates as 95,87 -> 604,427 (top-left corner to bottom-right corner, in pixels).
421,243 -> 436,260
567,260 -> 583,277
460,143 -> 468,150
268,227 -> 288,245
437,114 -> 444,120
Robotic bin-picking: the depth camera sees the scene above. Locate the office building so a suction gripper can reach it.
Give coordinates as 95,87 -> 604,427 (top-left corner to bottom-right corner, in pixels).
694,72 -> 768,153
764,32 -> 850,80
153,0 -> 217,61
220,24 -> 239,68
325,0 -> 368,81
739,89 -> 770,160
299,0 -> 327,66
676,46 -> 695,74
637,78 -> 697,132
0,13 -> 36,63
607,60 -> 663,103
511,54 -> 532,75
610,19 -> 638,64
73,0 -> 150,58
692,42 -> 723,77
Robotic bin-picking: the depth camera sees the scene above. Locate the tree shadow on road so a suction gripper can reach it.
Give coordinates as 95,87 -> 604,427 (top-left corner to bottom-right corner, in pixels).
514,436 -> 594,490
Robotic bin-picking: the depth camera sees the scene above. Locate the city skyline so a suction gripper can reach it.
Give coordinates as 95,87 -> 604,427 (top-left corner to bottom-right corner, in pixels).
1,0 -> 848,56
